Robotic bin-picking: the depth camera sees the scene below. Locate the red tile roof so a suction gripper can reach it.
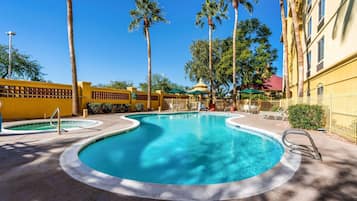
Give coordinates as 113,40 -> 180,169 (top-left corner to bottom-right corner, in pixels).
263,75 -> 283,91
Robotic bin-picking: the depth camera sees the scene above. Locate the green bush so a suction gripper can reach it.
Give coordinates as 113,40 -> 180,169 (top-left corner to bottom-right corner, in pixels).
112,104 -> 130,113
102,103 -> 113,113
288,104 -> 325,130
270,105 -> 280,112
87,103 -> 103,114
135,103 -> 144,112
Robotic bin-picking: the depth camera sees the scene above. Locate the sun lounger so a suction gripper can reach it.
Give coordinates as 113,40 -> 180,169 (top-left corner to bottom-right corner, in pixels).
260,108 -> 288,120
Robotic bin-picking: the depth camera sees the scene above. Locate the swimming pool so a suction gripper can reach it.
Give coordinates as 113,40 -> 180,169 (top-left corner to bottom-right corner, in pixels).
79,113 -> 283,184
61,112 -> 300,200
3,119 -> 101,134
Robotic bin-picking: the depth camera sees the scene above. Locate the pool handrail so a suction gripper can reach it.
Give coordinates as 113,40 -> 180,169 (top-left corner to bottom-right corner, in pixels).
282,128 -> 322,160
50,107 -> 61,135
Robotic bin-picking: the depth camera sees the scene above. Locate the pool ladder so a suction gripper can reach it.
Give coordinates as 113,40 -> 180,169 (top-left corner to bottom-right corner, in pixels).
282,129 -> 322,160
50,107 -> 61,135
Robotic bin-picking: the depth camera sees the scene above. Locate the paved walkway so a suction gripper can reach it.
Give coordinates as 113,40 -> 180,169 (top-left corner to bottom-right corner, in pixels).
0,112 -> 356,201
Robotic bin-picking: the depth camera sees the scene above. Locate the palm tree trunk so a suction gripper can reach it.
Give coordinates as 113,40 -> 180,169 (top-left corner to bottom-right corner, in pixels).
289,0 -> 304,97
208,24 -> 214,105
145,26 -> 152,110
232,5 -> 239,109
280,0 -> 291,98
67,0 -> 79,116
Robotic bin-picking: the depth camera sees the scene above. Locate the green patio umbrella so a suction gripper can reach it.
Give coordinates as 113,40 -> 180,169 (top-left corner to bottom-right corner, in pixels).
240,89 -> 264,108
187,90 -> 208,95
240,89 -> 264,94
168,88 -> 187,94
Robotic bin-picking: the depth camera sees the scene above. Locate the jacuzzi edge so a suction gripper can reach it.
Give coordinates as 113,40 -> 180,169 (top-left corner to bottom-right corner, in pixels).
1,119 -> 103,135
60,112 -> 301,201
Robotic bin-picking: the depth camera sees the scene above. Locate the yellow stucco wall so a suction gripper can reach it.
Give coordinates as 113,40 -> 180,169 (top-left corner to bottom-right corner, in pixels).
0,79 -> 168,121
0,79 -> 73,120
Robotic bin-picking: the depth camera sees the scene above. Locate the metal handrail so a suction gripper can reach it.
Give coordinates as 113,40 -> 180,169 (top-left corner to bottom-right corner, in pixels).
282,129 -> 322,160
50,107 -> 61,135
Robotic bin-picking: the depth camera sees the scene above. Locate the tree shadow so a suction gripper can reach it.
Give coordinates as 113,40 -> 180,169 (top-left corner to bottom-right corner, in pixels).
0,118 -> 162,201
244,145 -> 357,201
332,0 -> 356,42
1,115 -> 357,201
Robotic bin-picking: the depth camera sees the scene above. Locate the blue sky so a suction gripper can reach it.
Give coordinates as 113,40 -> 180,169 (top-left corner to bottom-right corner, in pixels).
0,0 -> 282,87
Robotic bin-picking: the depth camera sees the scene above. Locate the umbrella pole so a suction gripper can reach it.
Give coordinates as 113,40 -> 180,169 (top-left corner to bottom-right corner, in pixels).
249,94 -> 252,112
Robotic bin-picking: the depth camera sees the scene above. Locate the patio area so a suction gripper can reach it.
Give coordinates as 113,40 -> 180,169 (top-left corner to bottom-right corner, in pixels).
0,112 -> 356,201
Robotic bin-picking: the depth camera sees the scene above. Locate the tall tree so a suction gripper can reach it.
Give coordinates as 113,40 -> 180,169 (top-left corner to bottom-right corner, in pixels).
96,81 -> 134,89
129,0 -> 167,110
139,74 -> 186,93
219,19 -> 277,90
196,0 -> 228,104
289,0 -> 304,97
67,0 -> 80,116
184,39 -> 229,94
229,0 -> 256,109
185,19 -> 278,97
280,0 -> 290,98
0,44 -> 44,81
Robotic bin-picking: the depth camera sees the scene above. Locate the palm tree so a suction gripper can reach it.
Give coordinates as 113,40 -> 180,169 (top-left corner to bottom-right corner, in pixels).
229,0 -> 255,109
129,0 -> 167,110
196,0 -> 228,105
280,0 -> 291,98
289,0 -> 304,97
66,0 -> 79,116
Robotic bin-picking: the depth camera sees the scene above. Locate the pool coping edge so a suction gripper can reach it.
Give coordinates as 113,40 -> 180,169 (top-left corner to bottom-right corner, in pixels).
60,112 -> 301,201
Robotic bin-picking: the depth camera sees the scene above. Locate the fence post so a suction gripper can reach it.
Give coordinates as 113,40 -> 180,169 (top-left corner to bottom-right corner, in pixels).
77,81 -> 92,112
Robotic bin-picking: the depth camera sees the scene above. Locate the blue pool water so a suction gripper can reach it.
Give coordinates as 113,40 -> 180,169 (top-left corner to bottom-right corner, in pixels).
79,113 -> 284,185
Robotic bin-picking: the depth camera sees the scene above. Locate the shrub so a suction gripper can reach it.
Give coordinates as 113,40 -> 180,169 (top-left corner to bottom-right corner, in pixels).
87,103 -> 103,114
288,104 -> 325,130
112,104 -> 121,113
270,105 -> 280,112
123,104 -> 130,112
102,103 -> 113,113
135,103 -> 144,112
112,104 -> 131,113
87,103 -> 131,114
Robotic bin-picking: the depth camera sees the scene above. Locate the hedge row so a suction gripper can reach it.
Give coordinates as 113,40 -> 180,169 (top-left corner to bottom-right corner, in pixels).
288,104 -> 325,130
87,103 -> 130,114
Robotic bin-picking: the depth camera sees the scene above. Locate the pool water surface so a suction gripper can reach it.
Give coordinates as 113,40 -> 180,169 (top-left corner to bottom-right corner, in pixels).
79,113 -> 284,185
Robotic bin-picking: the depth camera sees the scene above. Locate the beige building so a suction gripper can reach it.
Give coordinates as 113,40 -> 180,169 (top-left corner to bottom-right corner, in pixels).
286,0 -> 357,142
287,0 -> 357,97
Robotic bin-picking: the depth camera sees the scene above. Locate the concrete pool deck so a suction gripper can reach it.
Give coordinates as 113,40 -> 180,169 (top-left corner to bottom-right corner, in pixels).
0,112 -> 356,201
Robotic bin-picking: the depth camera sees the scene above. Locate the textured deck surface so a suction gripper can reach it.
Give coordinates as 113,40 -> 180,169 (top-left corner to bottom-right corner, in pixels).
0,112 -> 356,201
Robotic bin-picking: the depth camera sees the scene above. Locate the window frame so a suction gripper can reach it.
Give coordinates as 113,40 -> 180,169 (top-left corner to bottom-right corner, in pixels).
307,17 -> 312,44
317,36 -> 325,71
318,0 -> 325,31
307,51 -> 312,77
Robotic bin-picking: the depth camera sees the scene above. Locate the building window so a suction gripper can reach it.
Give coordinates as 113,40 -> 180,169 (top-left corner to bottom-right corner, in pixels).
307,18 -> 312,44
307,51 -> 311,77
317,85 -> 324,96
317,84 -> 324,103
318,0 -> 325,31
317,36 -> 324,71
319,0 -> 325,21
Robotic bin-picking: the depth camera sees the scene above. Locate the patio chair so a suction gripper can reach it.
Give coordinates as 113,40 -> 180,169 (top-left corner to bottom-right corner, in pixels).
261,107 -> 288,120
282,129 -> 322,160
198,102 -> 208,111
